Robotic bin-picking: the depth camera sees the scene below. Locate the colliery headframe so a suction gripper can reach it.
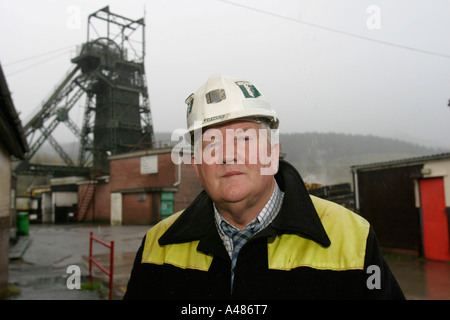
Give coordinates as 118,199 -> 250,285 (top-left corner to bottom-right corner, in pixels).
16,6 -> 155,176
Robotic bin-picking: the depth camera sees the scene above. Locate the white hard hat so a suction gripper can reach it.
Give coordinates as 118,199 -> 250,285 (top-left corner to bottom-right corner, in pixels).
185,74 -> 279,135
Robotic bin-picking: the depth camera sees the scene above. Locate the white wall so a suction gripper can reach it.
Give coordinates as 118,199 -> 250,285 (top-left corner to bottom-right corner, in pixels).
53,192 -> 78,206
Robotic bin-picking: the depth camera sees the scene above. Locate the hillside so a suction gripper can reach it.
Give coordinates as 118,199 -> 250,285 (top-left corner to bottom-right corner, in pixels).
31,132 -> 444,185
279,132 -> 443,184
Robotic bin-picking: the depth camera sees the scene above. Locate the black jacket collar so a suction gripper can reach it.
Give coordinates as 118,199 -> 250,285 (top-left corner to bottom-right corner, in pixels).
158,160 -> 331,257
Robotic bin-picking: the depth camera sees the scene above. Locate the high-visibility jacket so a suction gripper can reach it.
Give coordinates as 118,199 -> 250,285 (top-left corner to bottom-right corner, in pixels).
124,160 -> 405,300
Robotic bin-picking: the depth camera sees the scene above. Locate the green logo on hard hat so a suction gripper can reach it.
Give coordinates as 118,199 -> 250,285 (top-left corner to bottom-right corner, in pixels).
185,93 -> 194,116
235,81 -> 261,98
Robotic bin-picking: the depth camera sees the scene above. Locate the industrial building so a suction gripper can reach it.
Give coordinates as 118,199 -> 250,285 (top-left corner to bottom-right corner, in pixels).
0,62 -> 29,298
16,148 -> 202,225
352,153 -> 450,262
77,148 -> 202,225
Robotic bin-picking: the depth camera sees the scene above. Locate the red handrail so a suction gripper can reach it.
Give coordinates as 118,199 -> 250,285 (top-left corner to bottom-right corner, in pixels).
89,231 -> 114,300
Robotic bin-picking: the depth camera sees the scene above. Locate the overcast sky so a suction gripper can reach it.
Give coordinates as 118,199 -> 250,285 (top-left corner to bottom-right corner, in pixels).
1,0 -> 449,149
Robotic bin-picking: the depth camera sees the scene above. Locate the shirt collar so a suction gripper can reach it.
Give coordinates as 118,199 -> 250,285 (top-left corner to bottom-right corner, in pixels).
213,181 -> 284,235
158,160 -> 331,252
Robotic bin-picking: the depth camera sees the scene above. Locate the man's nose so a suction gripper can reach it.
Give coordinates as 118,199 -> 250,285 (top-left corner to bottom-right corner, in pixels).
223,139 -> 235,164
223,138 -> 241,164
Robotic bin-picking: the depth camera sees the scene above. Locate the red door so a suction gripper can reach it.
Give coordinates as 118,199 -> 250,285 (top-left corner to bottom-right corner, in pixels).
419,178 -> 450,262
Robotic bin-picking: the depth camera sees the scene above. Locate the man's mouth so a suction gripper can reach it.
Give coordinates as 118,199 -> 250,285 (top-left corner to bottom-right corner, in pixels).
222,171 -> 243,178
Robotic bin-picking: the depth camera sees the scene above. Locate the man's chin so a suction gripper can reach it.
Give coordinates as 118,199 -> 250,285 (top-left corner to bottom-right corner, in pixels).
219,187 -> 250,204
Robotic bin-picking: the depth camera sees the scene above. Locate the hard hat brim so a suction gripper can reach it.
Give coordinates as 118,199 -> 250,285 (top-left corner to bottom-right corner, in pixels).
188,107 -> 279,134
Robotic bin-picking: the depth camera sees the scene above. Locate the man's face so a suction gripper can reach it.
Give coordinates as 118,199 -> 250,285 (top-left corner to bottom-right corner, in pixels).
192,120 -> 279,208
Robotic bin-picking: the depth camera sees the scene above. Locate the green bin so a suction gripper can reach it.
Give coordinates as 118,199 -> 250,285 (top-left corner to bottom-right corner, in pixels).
17,212 -> 29,235
160,193 -> 174,220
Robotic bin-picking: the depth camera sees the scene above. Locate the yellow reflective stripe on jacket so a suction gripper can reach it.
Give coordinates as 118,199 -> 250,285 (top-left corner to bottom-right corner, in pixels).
141,211 -> 214,271
268,196 -> 370,271
142,196 -> 370,272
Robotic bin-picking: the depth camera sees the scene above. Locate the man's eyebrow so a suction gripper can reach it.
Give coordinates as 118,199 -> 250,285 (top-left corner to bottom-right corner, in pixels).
227,125 -> 261,131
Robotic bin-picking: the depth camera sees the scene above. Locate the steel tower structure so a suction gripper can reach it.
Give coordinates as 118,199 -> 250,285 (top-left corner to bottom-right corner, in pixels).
22,6 -> 154,170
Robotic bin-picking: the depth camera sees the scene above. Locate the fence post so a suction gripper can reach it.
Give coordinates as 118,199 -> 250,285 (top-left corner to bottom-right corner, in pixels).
89,231 -> 93,285
109,240 -> 114,301
89,232 -> 114,300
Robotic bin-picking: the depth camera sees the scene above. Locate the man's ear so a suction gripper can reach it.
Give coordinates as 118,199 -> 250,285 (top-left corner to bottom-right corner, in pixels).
271,142 -> 280,161
192,156 -> 205,188
260,142 -> 279,176
270,142 -> 280,173
192,155 -> 199,176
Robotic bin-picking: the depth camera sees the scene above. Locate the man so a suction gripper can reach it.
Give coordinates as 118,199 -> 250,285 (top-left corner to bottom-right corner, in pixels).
124,74 -> 404,299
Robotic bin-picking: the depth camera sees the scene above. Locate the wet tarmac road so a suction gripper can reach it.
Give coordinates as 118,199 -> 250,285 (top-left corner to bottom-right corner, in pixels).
386,255 -> 450,300
7,223 -> 450,300
8,223 -> 149,300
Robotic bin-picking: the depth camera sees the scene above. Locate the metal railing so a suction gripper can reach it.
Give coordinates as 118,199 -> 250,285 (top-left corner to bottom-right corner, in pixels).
89,232 -> 114,300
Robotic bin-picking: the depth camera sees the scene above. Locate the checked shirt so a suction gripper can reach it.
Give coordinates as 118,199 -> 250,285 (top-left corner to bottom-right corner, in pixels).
214,181 -> 284,291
